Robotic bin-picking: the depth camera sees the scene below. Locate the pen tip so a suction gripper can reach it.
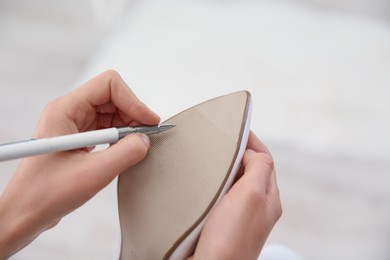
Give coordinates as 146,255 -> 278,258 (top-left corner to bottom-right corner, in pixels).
160,123 -> 175,128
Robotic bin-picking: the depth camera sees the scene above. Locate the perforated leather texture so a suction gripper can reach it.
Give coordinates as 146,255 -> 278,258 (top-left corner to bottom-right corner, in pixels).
118,91 -> 251,260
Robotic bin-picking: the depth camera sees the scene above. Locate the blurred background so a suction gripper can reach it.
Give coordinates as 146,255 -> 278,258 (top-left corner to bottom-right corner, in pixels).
0,0 -> 389,259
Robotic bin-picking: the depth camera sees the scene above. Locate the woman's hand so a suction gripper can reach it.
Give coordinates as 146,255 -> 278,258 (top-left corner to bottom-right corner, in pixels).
191,132 -> 282,259
0,70 -> 160,258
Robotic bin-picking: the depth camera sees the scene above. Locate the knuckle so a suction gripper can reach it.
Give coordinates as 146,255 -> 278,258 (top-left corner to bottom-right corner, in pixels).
249,153 -> 274,174
44,97 -> 61,111
277,206 -> 283,220
274,198 -> 283,220
257,153 -> 274,170
271,188 -> 283,221
245,185 -> 267,208
42,97 -> 63,119
103,69 -> 121,82
102,70 -> 131,99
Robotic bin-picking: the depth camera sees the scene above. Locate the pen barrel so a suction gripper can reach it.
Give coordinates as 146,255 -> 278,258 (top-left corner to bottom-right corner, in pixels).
0,139 -> 52,161
0,128 -> 119,161
47,128 -> 118,152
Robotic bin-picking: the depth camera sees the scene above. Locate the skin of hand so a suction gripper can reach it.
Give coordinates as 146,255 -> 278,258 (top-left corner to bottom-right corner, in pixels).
190,132 -> 282,260
0,70 -> 160,258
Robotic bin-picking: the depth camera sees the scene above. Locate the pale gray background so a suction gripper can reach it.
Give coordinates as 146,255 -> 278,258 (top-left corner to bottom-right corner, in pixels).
0,0 -> 389,259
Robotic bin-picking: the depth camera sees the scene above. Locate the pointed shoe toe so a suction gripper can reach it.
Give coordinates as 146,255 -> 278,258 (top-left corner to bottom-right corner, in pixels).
118,91 -> 252,260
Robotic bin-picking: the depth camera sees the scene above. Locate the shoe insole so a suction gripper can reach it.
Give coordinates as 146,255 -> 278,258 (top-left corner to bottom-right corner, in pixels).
118,91 -> 251,259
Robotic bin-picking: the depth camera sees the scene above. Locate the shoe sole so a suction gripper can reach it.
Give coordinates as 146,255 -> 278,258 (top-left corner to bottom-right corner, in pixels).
118,91 -> 252,259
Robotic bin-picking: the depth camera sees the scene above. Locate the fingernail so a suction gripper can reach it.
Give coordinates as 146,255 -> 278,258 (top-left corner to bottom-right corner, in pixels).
140,134 -> 150,149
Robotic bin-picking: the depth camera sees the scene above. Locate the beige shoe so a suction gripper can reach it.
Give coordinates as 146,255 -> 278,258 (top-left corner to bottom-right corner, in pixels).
118,91 -> 252,259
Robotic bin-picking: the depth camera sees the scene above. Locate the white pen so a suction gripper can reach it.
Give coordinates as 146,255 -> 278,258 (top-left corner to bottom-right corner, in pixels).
0,124 -> 175,162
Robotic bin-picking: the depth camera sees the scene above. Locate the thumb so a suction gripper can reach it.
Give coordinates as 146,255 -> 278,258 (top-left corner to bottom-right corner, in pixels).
88,133 -> 150,183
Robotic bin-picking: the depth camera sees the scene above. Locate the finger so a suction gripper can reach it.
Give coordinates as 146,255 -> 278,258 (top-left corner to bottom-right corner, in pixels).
96,102 -> 117,114
97,113 -> 115,129
85,133 -> 150,189
242,149 -> 274,193
67,70 -> 160,127
33,97 -> 81,138
86,111 -> 131,131
247,131 -> 271,155
233,165 -> 245,184
111,113 -> 132,127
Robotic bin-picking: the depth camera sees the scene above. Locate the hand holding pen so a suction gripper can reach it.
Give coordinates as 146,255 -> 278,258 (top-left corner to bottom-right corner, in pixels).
0,70 -> 281,260
0,71 -> 162,257
0,124 -> 174,162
